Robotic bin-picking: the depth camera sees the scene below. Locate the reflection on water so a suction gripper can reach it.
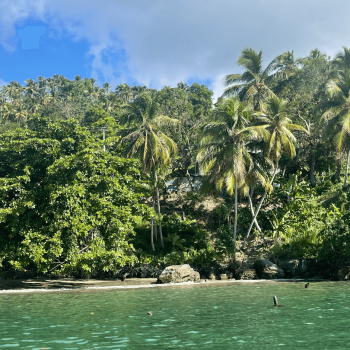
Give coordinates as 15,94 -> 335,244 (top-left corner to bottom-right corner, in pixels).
0,282 -> 350,349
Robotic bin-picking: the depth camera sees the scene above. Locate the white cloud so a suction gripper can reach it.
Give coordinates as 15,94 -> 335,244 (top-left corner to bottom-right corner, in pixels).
1,0 -> 350,95
0,0 -> 46,51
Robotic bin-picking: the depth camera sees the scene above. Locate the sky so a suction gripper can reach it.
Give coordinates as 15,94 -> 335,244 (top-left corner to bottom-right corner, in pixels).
1,0 -> 350,97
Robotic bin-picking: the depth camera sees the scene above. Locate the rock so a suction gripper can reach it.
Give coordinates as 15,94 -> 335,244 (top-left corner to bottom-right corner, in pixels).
208,273 -> 216,280
334,266 -> 350,281
224,271 -> 234,279
300,259 -> 318,277
277,259 -> 299,277
140,267 -> 148,278
219,274 -> 227,280
300,259 -> 308,274
239,269 -> 257,280
157,264 -> 200,284
255,259 -> 285,279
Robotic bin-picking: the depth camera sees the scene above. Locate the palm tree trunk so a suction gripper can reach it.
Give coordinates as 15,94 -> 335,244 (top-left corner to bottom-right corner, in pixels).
247,184 -> 262,235
186,168 -> 195,192
233,176 -> 238,253
154,221 -> 158,241
185,135 -> 195,192
245,161 -> 279,240
153,191 -> 158,241
151,196 -> 155,251
344,148 -> 350,190
310,151 -> 316,187
154,169 -> 165,249
332,160 -> 341,182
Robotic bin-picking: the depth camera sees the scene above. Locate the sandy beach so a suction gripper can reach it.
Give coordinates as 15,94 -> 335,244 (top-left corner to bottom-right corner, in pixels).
0,277 -> 313,295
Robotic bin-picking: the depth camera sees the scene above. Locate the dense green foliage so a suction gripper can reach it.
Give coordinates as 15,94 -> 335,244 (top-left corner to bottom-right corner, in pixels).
2,47 -> 350,275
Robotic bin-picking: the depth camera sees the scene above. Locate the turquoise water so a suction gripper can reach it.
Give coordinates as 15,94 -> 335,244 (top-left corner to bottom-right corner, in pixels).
0,282 -> 350,349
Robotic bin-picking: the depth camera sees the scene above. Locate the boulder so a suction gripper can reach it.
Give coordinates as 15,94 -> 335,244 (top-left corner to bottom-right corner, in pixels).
219,274 -> 228,280
239,269 -> 257,280
300,259 -> 318,277
255,259 -> 285,279
277,259 -> 300,277
224,271 -> 234,279
334,266 -> 350,281
158,264 -> 200,284
208,273 -> 216,280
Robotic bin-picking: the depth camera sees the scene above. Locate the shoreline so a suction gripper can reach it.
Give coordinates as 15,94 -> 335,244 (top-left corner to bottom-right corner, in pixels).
0,277 -> 327,295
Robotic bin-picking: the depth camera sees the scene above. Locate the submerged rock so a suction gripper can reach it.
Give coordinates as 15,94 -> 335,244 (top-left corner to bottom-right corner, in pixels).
255,259 -> 285,279
157,264 -> 200,284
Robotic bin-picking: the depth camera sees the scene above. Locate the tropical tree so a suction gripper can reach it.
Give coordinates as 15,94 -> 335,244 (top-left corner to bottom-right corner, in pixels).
245,96 -> 309,238
270,50 -> 301,81
197,97 -> 268,249
223,48 -> 276,110
304,48 -> 326,61
0,121 -> 150,274
245,150 -> 272,236
119,92 -> 179,249
115,83 -> 134,102
321,66 -> 350,189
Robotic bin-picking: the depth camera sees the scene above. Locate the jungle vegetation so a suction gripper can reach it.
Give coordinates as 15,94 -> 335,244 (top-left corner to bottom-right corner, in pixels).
1,47 -> 350,276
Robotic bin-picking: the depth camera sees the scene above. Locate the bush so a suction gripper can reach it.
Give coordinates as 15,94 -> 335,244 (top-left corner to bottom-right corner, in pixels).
318,214 -> 350,262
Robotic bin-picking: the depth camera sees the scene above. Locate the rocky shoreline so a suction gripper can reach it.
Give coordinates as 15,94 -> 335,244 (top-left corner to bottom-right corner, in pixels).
111,257 -> 350,282
0,257 -> 349,293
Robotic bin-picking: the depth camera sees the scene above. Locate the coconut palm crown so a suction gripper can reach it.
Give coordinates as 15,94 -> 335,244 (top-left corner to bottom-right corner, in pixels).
321,62 -> 350,189
223,48 -> 276,110
257,95 -> 308,165
119,92 -> 179,174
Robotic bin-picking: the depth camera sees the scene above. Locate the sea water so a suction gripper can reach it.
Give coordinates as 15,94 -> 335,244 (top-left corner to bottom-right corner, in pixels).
0,281 -> 349,349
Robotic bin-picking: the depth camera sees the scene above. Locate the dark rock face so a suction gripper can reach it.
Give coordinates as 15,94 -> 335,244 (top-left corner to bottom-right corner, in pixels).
229,260 -> 258,280
275,259 -> 337,279
157,264 -> 200,284
199,266 -> 218,279
239,269 -> 258,280
224,271 -> 234,279
116,265 -> 162,280
334,265 -> 350,280
255,259 -> 285,279
277,259 -> 299,278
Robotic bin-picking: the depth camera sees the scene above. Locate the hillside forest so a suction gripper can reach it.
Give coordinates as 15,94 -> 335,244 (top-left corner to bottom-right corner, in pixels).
1,47 -> 350,277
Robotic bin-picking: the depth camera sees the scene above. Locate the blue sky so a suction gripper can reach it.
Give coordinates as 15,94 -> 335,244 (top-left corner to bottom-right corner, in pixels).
1,25 -> 91,83
1,0 -> 350,97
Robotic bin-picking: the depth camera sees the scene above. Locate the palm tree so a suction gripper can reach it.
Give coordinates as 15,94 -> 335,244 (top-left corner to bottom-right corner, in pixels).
245,150 -> 273,236
321,68 -> 350,189
103,82 -> 112,94
197,97 -> 268,250
305,48 -> 326,61
119,92 -> 179,249
115,84 -> 134,102
270,50 -> 301,80
223,48 -> 276,110
245,96 -> 308,239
